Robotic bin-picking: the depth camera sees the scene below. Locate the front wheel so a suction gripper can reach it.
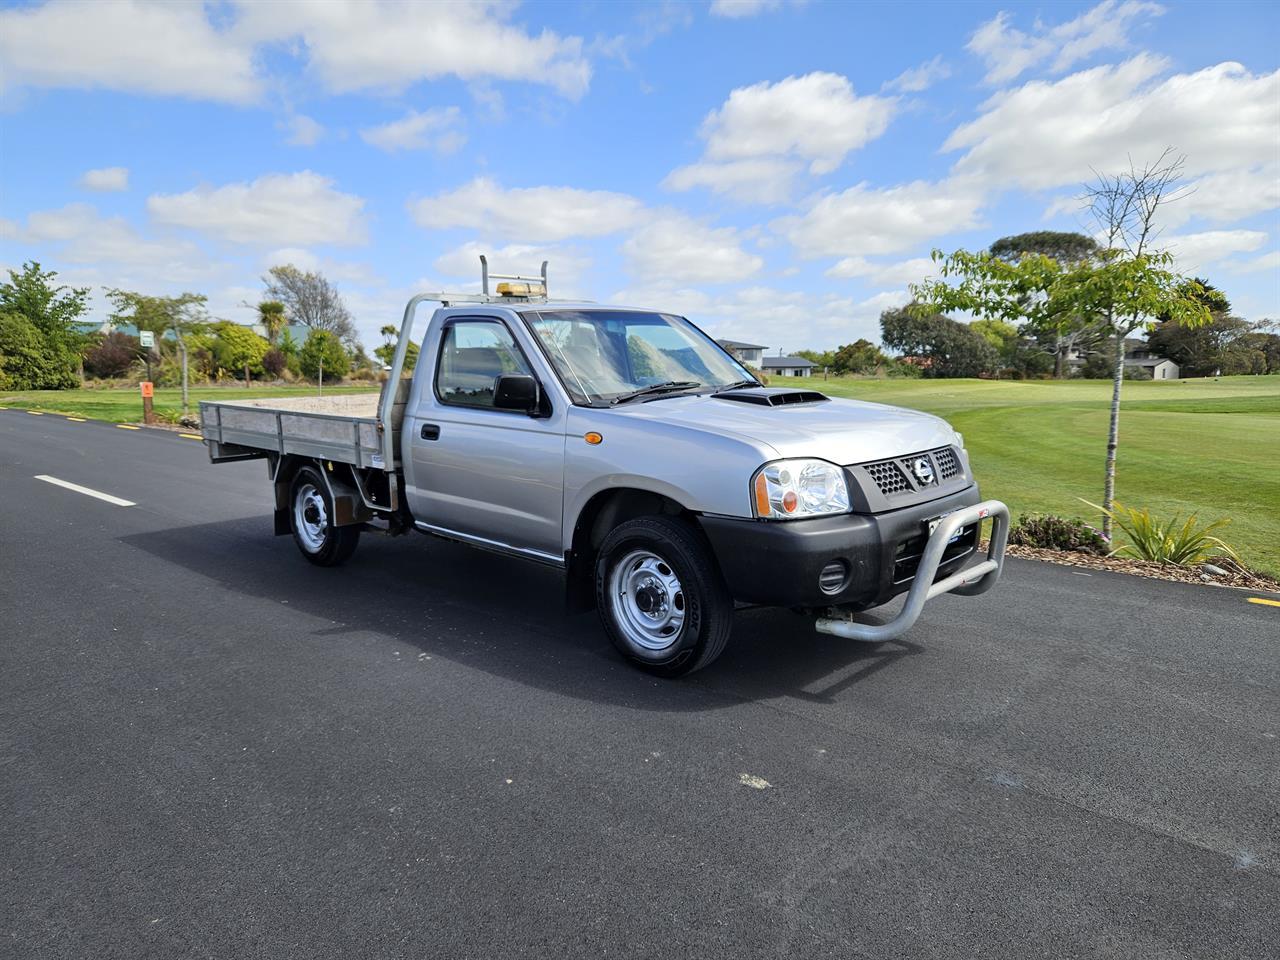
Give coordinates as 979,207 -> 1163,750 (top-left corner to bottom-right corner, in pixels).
289,465 -> 360,567
595,516 -> 733,677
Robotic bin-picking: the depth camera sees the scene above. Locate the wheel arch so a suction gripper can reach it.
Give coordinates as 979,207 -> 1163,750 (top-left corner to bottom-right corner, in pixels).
271,455 -> 373,535
564,486 -> 707,613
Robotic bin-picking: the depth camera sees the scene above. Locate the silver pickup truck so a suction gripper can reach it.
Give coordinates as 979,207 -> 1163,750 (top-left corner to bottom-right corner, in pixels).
202,261 -> 1008,676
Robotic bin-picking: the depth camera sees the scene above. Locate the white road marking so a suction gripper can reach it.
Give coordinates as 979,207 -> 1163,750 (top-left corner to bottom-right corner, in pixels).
34,475 -> 136,507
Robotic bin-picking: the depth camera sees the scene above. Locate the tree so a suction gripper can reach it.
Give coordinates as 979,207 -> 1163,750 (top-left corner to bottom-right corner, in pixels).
918,233 -> 1099,378
211,322 -> 270,383
1069,151 -> 1212,535
0,262 -> 90,389
880,306 -> 998,378
257,300 -> 286,344
990,231 -> 1099,265
106,289 -> 208,415
794,348 -> 835,369
1147,281 -> 1262,377
831,339 -> 885,375
263,265 -> 355,344
374,323 -> 418,371
0,312 -> 67,389
910,151 -> 1213,538
299,329 -> 349,384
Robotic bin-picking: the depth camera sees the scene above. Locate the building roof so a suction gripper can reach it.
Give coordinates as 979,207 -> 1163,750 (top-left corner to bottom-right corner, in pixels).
1125,356 -> 1177,368
717,338 -> 767,350
761,355 -> 816,368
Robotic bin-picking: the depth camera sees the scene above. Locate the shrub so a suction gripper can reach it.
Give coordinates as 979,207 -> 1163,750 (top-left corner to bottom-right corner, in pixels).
262,348 -> 287,378
298,329 -> 349,381
1009,514 -> 1109,555
0,311 -> 79,389
83,331 -> 140,379
210,321 -> 269,379
1084,500 -> 1239,566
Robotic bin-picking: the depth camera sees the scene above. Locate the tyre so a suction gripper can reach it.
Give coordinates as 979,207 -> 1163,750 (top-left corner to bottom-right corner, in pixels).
289,465 -> 360,567
595,516 -> 734,677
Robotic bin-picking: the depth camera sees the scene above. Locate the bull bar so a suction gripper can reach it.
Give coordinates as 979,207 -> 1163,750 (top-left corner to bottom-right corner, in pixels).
814,499 -> 1010,642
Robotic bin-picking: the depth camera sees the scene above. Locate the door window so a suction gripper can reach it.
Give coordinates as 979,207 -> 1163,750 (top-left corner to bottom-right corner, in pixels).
435,320 -> 532,409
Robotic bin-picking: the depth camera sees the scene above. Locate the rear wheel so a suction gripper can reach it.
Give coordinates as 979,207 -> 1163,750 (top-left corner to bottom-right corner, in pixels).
289,465 -> 360,567
595,516 -> 733,677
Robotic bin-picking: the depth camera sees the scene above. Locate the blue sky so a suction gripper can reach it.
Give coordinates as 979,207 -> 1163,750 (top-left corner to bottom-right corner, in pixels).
2,0 -> 1277,353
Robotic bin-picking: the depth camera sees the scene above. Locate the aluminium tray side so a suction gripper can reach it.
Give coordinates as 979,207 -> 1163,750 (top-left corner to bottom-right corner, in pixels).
200,399 -> 386,470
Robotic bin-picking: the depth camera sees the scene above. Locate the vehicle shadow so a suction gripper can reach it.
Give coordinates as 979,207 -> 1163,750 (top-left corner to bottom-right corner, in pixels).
121,516 -> 926,711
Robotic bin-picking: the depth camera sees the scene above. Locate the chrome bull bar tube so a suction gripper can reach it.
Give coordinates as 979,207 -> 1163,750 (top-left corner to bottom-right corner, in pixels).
814,499 -> 1010,642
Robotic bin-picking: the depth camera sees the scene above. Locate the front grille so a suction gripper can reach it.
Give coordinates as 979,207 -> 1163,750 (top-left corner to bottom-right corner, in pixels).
864,459 -> 911,495
860,446 -> 962,497
933,446 -> 960,480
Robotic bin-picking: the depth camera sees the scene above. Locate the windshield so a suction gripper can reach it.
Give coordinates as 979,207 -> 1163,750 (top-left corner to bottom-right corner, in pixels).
523,310 -> 754,404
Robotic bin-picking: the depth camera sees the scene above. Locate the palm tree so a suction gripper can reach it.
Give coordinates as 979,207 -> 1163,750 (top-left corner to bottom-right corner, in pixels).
257,300 -> 286,345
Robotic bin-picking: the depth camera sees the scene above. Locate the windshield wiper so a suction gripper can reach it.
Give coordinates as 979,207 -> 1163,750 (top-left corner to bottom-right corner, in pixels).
712,379 -> 761,393
609,381 -> 702,405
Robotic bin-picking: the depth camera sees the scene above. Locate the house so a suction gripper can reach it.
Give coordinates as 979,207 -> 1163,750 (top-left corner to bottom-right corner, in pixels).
1066,337 -> 1180,380
761,355 -> 816,377
1126,355 -> 1180,379
716,339 -> 766,369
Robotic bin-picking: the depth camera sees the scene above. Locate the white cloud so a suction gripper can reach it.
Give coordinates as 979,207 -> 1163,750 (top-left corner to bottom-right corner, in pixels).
825,256 -> 939,287
264,247 -> 322,273
433,241 -> 590,295
1156,230 -> 1268,274
1168,166 -> 1280,227
235,0 -> 591,99
708,0 -> 786,16
148,172 -> 367,247
410,178 -> 646,243
280,114 -> 325,147
884,56 -> 951,93
945,57 -> 1280,197
702,72 -> 895,175
666,72 -> 896,203
1221,250 -> 1280,276
0,0 -> 259,103
968,1 -> 1165,85
622,215 -> 763,284
360,108 -> 465,154
2,203 -> 214,285
78,167 -> 129,192
777,178 -> 986,260
662,158 -> 802,204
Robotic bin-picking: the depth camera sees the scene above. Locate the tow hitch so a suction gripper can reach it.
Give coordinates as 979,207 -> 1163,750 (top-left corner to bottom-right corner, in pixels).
815,499 -> 1010,642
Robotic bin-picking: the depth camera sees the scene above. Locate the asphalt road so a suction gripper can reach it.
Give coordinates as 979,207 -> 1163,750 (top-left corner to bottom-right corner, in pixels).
2,408 -> 1278,960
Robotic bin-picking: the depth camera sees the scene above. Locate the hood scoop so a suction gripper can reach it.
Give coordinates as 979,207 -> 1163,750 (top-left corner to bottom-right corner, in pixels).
714,387 -> 830,407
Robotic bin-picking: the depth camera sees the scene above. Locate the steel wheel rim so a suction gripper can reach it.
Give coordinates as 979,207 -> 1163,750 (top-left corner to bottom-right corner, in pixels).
609,549 -> 686,652
294,482 -> 329,553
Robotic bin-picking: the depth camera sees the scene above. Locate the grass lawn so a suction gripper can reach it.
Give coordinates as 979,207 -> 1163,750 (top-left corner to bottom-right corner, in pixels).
816,375 -> 1280,578
0,383 -> 379,423
6,376 -> 1278,576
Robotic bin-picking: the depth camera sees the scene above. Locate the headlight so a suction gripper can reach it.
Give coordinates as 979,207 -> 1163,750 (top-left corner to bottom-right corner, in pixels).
752,459 -> 850,520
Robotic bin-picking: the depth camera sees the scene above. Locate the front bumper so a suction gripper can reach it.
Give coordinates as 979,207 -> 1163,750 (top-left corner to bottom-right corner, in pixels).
700,484 -> 986,609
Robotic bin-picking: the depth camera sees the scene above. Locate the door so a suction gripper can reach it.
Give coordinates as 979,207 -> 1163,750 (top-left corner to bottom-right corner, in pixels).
408,317 -> 566,559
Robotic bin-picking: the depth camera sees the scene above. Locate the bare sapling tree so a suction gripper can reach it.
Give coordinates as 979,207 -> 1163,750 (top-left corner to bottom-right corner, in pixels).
1082,149 -> 1196,537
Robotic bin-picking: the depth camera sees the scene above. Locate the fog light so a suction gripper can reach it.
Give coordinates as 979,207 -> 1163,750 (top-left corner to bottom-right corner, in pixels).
818,560 -> 849,595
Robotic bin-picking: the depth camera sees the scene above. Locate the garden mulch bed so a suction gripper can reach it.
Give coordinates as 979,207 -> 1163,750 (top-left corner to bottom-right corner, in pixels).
1000,543 -> 1280,593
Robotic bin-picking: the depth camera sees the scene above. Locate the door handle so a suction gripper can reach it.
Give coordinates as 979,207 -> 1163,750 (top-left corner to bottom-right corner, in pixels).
420,423 -> 440,441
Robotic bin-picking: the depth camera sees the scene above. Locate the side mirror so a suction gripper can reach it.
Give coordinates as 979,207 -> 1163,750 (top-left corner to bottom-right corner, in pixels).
493,373 -> 540,413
